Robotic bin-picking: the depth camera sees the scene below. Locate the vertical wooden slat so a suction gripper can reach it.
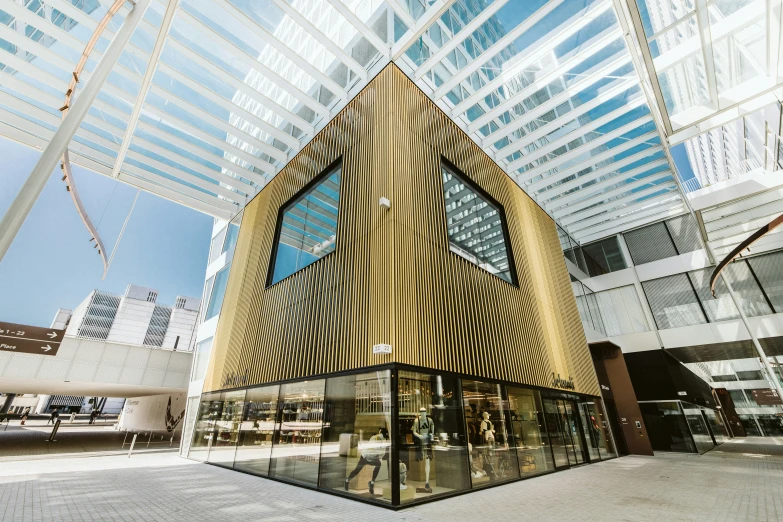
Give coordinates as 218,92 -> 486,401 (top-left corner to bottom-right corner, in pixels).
203,64 -> 600,398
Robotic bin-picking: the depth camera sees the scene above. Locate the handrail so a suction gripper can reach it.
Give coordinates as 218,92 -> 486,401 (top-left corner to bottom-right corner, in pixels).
709,213 -> 783,296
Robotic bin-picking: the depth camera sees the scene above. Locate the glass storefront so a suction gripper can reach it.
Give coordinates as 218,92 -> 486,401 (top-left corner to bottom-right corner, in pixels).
681,403 -> 715,454
189,368 -> 615,506
638,401 -> 696,453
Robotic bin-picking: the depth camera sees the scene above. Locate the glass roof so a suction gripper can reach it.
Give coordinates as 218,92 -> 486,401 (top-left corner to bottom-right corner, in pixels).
2,0 -> 778,245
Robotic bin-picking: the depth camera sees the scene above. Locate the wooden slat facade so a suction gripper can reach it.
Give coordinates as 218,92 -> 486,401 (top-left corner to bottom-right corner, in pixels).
203,64 -> 600,397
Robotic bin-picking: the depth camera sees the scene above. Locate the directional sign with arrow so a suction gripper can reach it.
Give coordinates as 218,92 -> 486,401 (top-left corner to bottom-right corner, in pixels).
0,321 -> 64,356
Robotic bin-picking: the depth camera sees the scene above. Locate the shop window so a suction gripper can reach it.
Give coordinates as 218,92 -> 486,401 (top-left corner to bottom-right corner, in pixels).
205,264 -> 231,321
319,371 -> 392,503
461,379 -> 519,487
441,163 -> 516,285
233,385 -> 280,476
398,371 -> 470,503
507,386 -> 554,477
188,392 -> 222,462
206,390 -> 246,466
268,163 -> 341,286
269,380 -> 325,485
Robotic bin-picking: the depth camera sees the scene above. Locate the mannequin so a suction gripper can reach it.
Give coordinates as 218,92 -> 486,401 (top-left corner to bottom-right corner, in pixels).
344,427 -> 388,495
412,407 -> 434,492
479,411 -> 497,479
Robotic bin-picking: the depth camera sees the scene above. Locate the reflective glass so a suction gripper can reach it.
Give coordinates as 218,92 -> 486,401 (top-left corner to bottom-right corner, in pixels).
233,385 -> 280,476
442,163 -> 514,284
191,337 -> 213,382
208,225 -> 228,264
398,371 -> 470,503
188,392 -> 222,462
269,380 -> 325,485
205,263 -> 231,320
270,163 -> 341,285
318,371 -> 392,503
638,401 -> 696,452
507,386 -> 554,477
462,379 -> 519,487
681,403 -> 715,453
207,390 -> 246,466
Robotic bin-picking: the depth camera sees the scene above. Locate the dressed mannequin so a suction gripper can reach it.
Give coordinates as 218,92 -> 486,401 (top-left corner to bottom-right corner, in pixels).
479,411 -> 497,479
412,407 -> 434,492
344,427 -> 388,495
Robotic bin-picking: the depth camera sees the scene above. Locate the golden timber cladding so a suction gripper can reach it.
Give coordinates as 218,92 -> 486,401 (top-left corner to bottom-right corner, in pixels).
204,64 -> 599,396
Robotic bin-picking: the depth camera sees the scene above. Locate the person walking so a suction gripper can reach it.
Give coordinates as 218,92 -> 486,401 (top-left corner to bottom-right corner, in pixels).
20,408 -> 30,425
69,411 -> 76,423
47,408 -> 59,425
89,409 -> 98,425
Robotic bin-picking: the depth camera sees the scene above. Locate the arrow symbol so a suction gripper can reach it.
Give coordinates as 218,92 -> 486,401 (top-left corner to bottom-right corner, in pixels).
41,345 -> 52,352
47,332 -> 57,338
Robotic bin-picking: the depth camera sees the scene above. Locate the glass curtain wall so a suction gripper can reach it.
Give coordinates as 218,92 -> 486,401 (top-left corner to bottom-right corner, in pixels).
507,387 -> 554,477
681,403 -> 715,453
190,371 -> 613,505
461,380 -> 519,487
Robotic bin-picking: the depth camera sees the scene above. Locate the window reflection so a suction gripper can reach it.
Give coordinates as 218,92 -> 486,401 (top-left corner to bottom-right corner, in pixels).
207,390 -> 245,466
269,164 -> 341,285
188,392 -> 222,462
233,385 -> 280,476
461,380 -> 519,487
507,387 -> 554,477
442,163 -> 514,284
319,372 -> 392,503
269,380 -> 325,485
398,371 -> 470,503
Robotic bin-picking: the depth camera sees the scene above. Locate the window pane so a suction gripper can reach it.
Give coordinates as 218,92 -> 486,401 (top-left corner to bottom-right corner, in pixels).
270,165 -> 341,285
747,251 -> 783,313
581,236 -> 627,276
665,214 -> 702,254
461,379 -> 519,487
207,390 -> 246,466
723,261 -> 774,317
222,223 -> 240,256
624,222 -> 677,264
398,371 -> 470,503
191,337 -> 213,381
205,264 -> 231,320
269,380 -> 325,485
442,164 -> 514,284
687,268 -> 740,322
319,371 -> 392,503
593,286 -> 649,336
233,385 -> 280,476
507,386 -> 554,477
209,226 -> 228,264
188,392 -> 222,462
642,274 -> 707,329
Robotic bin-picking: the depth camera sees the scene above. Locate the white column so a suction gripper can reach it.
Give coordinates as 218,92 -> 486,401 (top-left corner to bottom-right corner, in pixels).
0,0 -> 151,263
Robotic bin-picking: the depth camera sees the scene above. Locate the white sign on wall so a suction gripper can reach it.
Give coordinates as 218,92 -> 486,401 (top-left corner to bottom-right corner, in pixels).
373,344 -> 392,354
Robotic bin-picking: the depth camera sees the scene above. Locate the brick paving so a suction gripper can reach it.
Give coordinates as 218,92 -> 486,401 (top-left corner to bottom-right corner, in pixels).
1,438 -> 782,521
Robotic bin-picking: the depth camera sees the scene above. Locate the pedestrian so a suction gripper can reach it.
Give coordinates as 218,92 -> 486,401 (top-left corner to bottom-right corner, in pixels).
48,408 -> 59,425
69,411 -> 76,423
20,408 -> 29,426
89,409 -> 98,425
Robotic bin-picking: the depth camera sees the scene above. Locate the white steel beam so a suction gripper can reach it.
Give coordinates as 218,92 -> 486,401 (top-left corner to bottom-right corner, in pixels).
433,0 -> 607,100
0,0 -> 151,262
526,131 -> 660,190
386,0 -> 415,30
326,0 -> 389,57
560,182 -> 677,226
391,0 -> 459,60
552,171 -> 673,218
268,0 -> 368,80
216,0 -> 348,99
483,61 -> 636,148
452,22 -> 622,118
414,0 -> 511,79
111,0 -> 179,179
575,203 -> 685,242
568,193 -> 681,234
545,159 -> 670,209
770,0 -> 783,81
694,0 -> 720,109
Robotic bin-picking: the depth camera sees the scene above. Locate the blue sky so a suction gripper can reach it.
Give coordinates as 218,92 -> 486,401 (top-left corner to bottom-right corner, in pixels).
0,137 -> 213,328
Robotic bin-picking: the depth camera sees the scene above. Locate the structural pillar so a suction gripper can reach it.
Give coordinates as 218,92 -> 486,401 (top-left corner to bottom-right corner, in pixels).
0,393 -> 16,414
0,0 -> 152,263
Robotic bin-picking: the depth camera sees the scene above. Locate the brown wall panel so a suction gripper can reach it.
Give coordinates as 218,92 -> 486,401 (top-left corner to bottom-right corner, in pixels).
204,64 -> 600,397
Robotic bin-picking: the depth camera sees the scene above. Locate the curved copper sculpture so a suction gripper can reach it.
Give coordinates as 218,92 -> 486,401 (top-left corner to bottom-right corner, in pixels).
59,0 -> 126,277
710,213 -> 783,296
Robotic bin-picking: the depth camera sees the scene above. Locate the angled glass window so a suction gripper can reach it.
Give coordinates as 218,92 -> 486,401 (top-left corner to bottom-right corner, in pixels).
442,163 -> 515,284
269,163 -> 341,286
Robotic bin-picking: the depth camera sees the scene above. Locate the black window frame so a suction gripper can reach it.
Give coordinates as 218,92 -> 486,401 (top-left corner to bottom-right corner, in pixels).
266,157 -> 343,288
440,157 -> 519,287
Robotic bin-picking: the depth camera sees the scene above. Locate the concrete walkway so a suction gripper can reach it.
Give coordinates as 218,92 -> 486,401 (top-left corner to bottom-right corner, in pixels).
1,438 -> 782,521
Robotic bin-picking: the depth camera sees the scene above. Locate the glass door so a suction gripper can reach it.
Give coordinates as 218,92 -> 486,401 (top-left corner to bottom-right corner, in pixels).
542,399 -> 570,469
560,400 -> 586,465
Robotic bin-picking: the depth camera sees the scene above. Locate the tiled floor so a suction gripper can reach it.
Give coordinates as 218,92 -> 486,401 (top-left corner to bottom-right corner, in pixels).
1,438 -> 782,521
